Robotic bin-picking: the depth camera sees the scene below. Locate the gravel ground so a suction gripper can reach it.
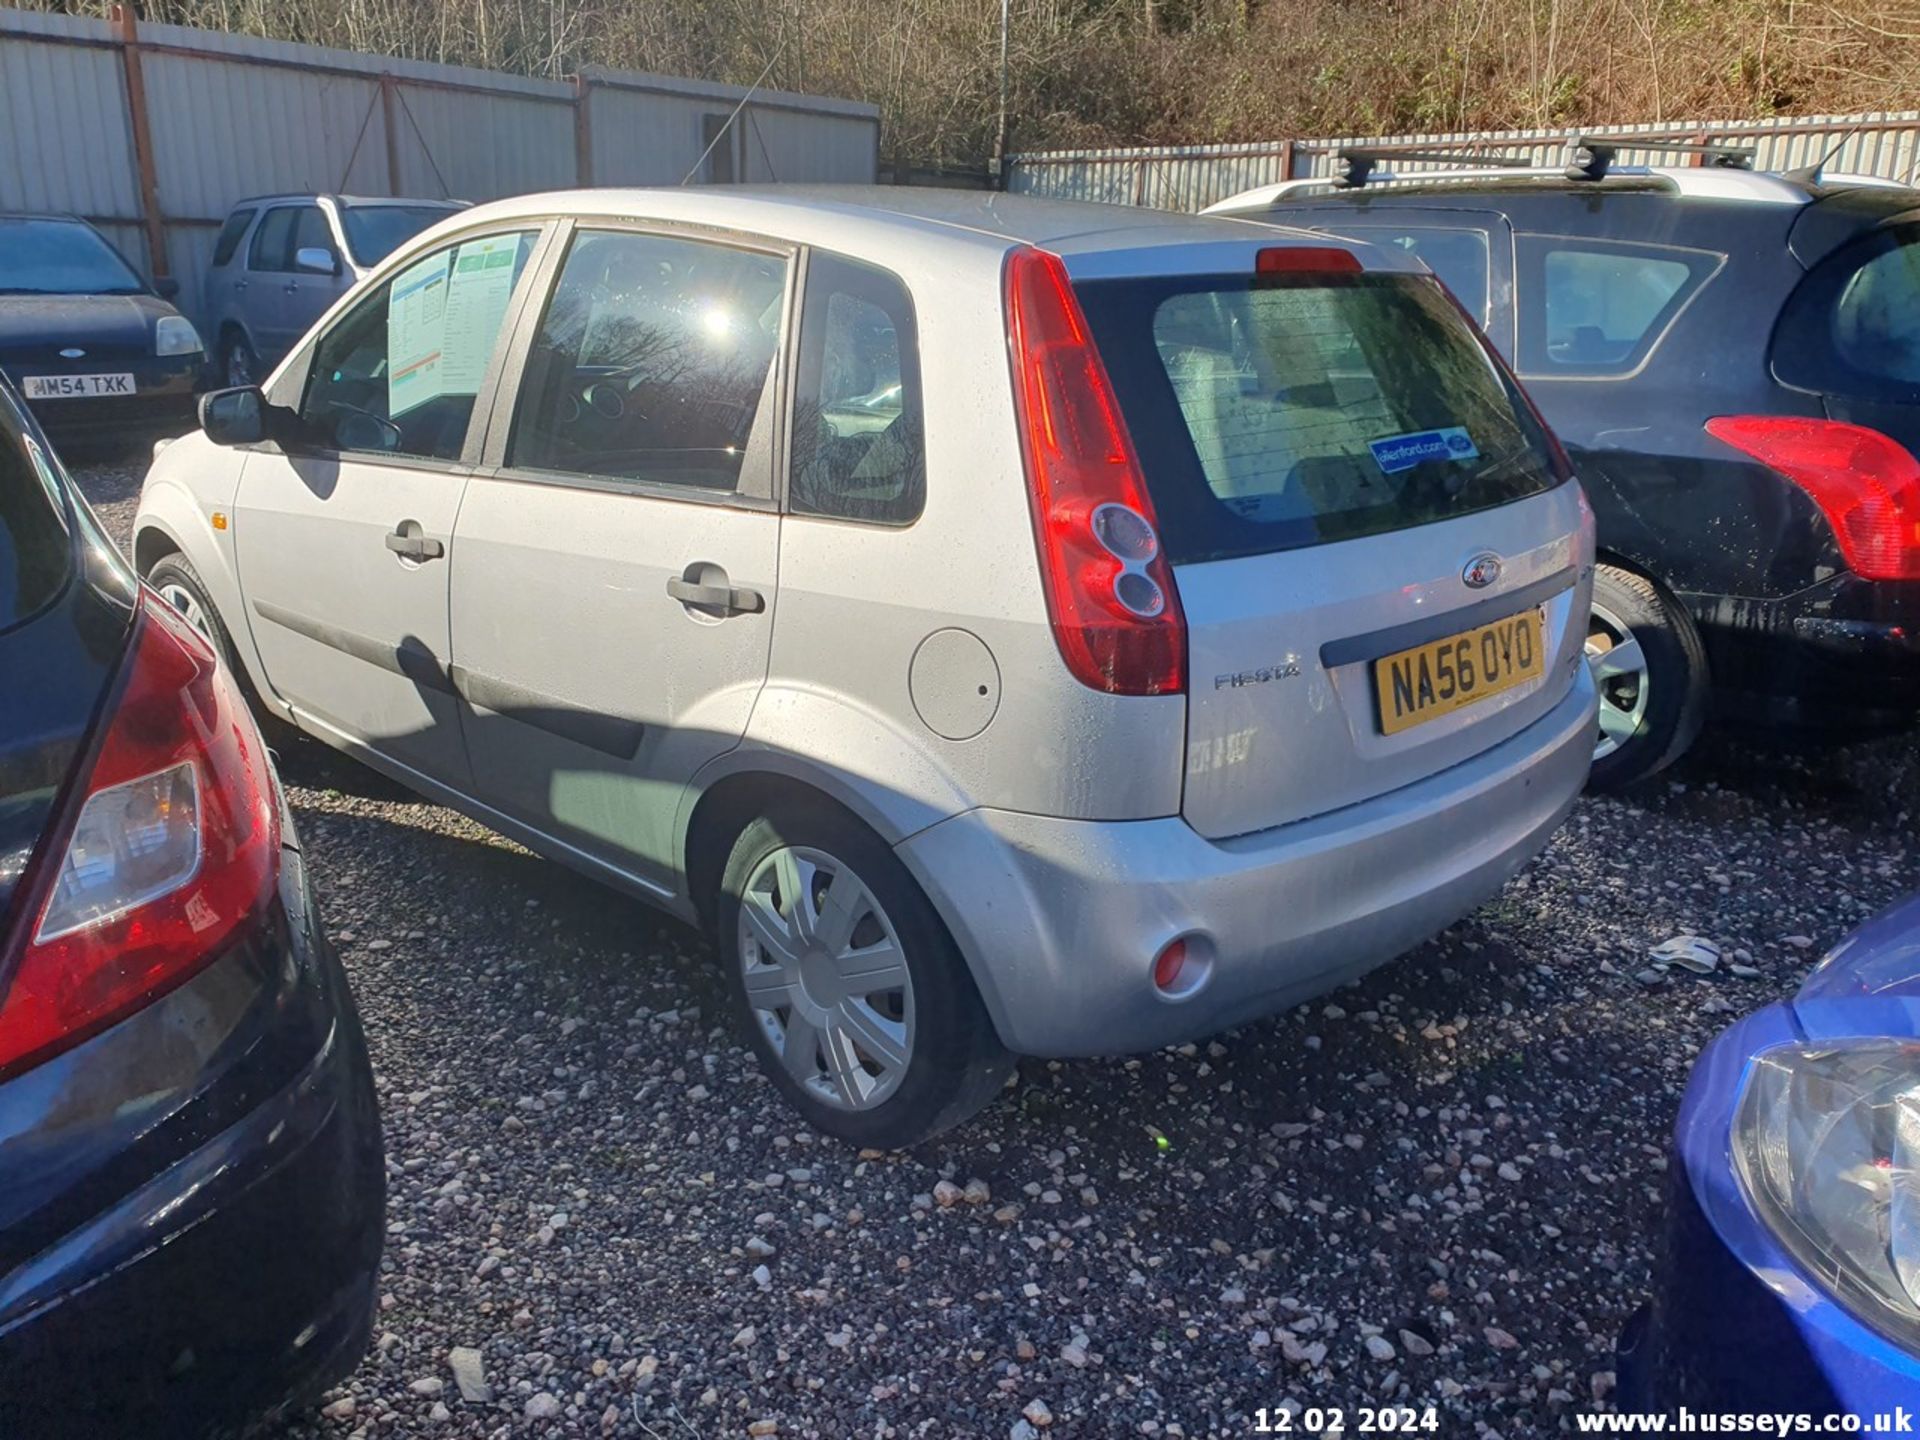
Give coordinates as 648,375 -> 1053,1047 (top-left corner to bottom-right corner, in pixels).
74,456 -> 1920,1438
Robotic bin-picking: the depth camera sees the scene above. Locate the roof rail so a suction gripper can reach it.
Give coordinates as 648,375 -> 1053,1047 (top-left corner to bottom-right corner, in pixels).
1200,162 -> 1812,215
1299,136 -> 1758,192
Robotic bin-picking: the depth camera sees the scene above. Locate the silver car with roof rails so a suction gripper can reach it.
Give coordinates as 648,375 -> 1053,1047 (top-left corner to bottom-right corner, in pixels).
134,185 -> 1597,1146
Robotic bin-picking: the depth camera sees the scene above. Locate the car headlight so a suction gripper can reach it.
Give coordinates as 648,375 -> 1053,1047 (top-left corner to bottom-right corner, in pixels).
155,315 -> 202,357
1735,1040 -> 1920,1340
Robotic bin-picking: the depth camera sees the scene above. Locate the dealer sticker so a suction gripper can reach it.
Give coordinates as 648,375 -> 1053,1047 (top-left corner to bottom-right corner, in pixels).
1367,425 -> 1479,475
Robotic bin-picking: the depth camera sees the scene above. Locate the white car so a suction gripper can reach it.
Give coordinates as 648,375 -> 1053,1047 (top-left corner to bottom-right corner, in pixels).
134,186 -> 1596,1146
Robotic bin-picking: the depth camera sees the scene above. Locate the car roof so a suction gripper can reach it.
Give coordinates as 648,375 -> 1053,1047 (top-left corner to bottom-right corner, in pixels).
0,212 -> 94,225
447,184 -> 1383,268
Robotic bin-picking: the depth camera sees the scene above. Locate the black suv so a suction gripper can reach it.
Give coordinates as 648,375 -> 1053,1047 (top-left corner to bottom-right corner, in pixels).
1213,153 -> 1920,786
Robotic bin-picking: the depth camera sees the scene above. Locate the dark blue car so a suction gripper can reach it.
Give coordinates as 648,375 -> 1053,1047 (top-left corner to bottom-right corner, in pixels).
1621,893 -> 1920,1415
0,373 -> 384,1434
0,214 -> 204,450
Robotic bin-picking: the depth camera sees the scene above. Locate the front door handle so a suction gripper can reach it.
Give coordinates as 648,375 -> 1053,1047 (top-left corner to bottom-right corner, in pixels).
385,526 -> 445,562
666,575 -> 763,615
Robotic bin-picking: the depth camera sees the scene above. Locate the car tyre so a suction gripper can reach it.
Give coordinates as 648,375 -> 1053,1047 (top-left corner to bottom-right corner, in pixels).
717,802 -> 1012,1149
1586,562 -> 1708,790
221,330 -> 259,389
146,553 -> 291,742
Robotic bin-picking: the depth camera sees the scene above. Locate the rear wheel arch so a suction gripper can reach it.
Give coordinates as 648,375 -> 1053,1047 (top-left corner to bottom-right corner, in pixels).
683,771 -> 889,934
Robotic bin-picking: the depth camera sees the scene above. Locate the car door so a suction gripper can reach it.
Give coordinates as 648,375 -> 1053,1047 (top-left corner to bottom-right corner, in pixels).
232,224 -> 548,791
447,221 -> 791,891
242,205 -> 302,361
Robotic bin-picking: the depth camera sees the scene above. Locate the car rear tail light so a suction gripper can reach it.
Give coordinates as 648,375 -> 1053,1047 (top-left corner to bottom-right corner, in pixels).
1255,245 -> 1363,276
1004,245 -> 1186,695
1706,416 -> 1920,582
0,590 -> 280,1081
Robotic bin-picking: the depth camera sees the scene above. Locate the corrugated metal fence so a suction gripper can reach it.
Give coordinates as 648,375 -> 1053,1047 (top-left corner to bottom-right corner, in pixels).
1007,113 -> 1920,211
0,4 -> 880,326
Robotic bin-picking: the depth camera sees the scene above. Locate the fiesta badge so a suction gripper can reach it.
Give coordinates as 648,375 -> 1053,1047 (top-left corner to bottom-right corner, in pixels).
1462,552 -> 1502,589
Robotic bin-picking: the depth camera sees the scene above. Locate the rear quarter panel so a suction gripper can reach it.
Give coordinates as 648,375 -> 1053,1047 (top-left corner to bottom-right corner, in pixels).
743,231 -> 1186,833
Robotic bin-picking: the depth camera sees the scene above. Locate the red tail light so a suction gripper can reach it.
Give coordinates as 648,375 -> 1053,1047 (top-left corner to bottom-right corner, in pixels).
0,590 -> 280,1080
1256,245 -> 1363,276
1004,246 -> 1186,695
1706,416 -> 1920,582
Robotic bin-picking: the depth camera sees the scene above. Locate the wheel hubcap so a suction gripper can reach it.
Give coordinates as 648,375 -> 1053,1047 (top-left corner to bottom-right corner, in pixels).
156,581 -> 212,642
226,345 -> 251,387
1586,599 -> 1650,762
737,845 -> 913,1112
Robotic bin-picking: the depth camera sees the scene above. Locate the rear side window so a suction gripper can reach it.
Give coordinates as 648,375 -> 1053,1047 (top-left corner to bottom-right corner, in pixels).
789,254 -> 925,525
0,397 -> 71,633
1519,238 -> 1719,375
1774,225 -> 1920,401
212,208 -> 255,268
509,229 -> 790,494
1077,269 -> 1563,564
300,229 -> 538,460
1322,225 -> 1492,323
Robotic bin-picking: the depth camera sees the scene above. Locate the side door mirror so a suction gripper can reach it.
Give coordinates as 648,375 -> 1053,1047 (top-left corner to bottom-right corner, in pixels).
152,276 -> 181,301
200,386 -> 267,446
295,246 -> 339,276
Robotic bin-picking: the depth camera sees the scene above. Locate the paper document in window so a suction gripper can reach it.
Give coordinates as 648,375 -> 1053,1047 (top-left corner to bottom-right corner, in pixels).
387,251 -> 451,418
386,236 -> 521,418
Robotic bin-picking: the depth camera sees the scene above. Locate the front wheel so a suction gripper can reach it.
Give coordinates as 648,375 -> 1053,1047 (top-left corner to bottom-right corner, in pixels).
221,331 -> 258,389
1585,563 -> 1709,790
717,804 -> 1012,1148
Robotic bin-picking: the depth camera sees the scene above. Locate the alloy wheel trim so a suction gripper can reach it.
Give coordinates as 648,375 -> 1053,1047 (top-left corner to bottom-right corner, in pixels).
1586,598 -> 1651,762
736,844 -> 915,1112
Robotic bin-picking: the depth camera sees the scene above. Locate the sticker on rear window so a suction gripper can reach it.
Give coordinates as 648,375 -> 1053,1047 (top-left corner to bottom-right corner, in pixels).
1368,426 -> 1480,475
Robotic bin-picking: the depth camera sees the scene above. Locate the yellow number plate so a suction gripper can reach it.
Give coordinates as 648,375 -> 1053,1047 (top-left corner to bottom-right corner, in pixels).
1374,606 -> 1547,736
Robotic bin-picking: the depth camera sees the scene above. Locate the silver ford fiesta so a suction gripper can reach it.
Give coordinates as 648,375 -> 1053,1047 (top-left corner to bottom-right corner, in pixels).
133,185 -> 1597,1146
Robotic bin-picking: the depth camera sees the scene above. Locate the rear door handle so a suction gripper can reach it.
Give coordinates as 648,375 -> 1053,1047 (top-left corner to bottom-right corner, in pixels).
666,576 -> 763,615
385,528 -> 445,562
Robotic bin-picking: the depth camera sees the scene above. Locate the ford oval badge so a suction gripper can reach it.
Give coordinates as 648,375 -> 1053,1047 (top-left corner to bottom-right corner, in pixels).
59,347 -> 86,359
1462,552 -> 1502,589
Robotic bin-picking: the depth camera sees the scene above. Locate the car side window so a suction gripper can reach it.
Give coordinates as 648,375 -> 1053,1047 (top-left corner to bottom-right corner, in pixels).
508,229 -> 791,494
292,206 -> 337,271
1774,225 -> 1920,401
212,208 -> 255,268
1324,225 -> 1492,324
789,253 -> 925,526
1518,238 -> 1719,376
299,229 -> 538,461
249,207 -> 297,272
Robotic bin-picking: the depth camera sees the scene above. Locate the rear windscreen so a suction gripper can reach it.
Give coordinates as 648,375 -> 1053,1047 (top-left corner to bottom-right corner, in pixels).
1774,223 -> 1920,402
0,399 -> 72,633
1076,270 -> 1564,564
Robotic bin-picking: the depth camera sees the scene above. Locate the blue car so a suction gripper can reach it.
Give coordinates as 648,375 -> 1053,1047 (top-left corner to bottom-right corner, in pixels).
1620,893 -> 1920,1415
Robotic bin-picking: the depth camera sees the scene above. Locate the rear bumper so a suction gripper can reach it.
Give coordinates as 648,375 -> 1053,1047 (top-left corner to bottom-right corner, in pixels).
901,666 -> 1595,1057
0,836 -> 383,1437
1686,574 -> 1920,727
